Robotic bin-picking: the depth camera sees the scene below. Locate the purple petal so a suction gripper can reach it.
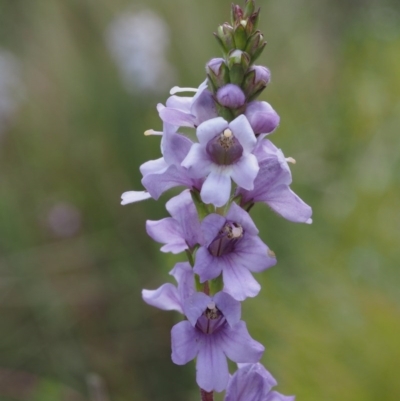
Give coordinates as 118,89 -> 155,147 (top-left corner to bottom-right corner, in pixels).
222,262 -> 261,301
194,247 -> 224,281
225,202 -> 258,236
121,191 -> 152,205
201,170 -> 232,207
162,131 -> 193,165
196,336 -> 230,392
234,235 -> 277,272
262,186 -> 313,224
225,363 -> 278,401
165,95 -> 192,110
142,164 -> 201,199
231,154 -> 259,190
218,321 -> 264,363
171,321 -> 200,365
170,262 -> 195,303
142,283 -> 183,314
192,89 -> 218,125
166,191 -> 201,248
181,144 -> 212,178
183,292 -> 211,326
201,213 -> 226,246
213,292 -> 241,327
140,157 -> 168,176
196,117 -> 228,145
229,115 -> 257,154
146,218 -> 187,254
159,106 -> 196,127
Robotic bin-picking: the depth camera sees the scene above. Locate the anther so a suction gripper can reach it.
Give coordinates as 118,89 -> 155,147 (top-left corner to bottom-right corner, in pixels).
286,157 -> 296,164
223,129 -> 233,138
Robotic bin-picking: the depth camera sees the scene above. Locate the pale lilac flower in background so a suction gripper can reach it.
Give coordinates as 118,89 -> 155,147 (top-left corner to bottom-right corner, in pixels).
194,202 -> 276,301
238,140 -> 312,224
105,9 -> 176,93
47,202 -> 82,238
172,291 -> 264,392
0,49 -> 24,136
182,115 -> 259,207
225,363 -> 295,401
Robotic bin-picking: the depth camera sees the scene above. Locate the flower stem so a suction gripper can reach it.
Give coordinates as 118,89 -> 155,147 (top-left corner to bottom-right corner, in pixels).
200,388 -> 214,401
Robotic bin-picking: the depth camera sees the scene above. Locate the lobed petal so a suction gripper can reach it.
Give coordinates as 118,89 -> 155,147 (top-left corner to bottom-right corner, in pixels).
196,117 -> 228,145
200,170 -> 231,207
229,115 -> 257,154
231,154 -> 259,191
196,336 -> 230,392
142,283 -> 183,314
171,321 -> 201,365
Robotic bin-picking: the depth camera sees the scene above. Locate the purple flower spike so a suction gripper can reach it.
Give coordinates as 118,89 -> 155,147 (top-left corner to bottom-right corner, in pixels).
142,261 -> 195,314
216,84 -> 246,108
182,115 -> 259,207
245,101 -> 280,135
194,202 -> 276,301
171,291 -> 264,392
225,363 -> 295,401
238,140 -> 312,224
146,190 -> 201,253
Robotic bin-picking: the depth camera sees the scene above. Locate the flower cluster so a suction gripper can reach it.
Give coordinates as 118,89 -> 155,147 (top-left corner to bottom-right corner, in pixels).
122,1 -> 312,400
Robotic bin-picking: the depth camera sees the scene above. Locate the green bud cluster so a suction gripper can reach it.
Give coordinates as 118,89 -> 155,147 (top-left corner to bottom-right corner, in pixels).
208,0 -> 269,112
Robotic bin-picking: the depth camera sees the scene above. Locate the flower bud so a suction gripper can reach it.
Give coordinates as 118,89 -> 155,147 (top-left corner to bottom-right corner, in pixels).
245,101 -> 280,134
245,31 -> 266,61
242,65 -> 270,100
206,58 -> 230,90
215,23 -> 235,53
227,50 -> 250,86
216,84 -> 246,109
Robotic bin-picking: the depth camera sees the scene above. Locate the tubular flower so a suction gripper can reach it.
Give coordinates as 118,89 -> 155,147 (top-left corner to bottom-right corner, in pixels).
182,115 -> 259,207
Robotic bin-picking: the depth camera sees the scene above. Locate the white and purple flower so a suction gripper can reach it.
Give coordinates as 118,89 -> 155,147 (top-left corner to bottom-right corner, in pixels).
182,115 -> 259,207
172,291 -> 264,392
194,202 -> 276,300
238,140 -> 312,224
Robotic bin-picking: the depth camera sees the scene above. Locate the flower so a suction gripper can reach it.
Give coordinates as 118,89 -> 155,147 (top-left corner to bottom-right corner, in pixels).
194,201 -> 276,300
171,291 -> 264,392
146,190 -> 201,254
237,140 -> 312,224
142,261 -> 195,314
181,115 -> 259,207
121,123 -> 203,204
225,363 -> 295,401
158,80 -> 218,128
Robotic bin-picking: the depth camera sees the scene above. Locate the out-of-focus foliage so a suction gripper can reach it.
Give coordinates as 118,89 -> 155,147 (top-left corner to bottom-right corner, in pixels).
0,0 -> 399,400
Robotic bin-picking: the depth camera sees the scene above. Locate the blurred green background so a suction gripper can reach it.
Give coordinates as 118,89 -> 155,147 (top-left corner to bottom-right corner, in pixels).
0,0 -> 399,400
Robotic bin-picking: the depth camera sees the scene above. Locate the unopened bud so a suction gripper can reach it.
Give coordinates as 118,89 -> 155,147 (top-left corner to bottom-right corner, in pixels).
216,84 -> 246,109
206,58 -> 230,90
215,23 -> 235,53
245,31 -> 266,61
227,50 -> 250,86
